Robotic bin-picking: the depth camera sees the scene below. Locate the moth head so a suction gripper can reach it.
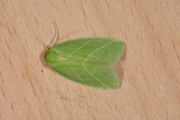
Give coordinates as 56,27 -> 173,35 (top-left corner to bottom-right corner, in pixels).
44,49 -> 59,64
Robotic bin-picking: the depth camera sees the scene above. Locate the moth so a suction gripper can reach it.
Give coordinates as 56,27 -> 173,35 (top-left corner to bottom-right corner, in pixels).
44,23 -> 126,89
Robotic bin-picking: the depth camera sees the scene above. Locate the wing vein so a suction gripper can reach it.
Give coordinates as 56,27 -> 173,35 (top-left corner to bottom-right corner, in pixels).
83,62 -> 110,89
67,39 -> 91,58
67,61 -> 85,83
59,49 -> 104,62
84,40 -> 115,62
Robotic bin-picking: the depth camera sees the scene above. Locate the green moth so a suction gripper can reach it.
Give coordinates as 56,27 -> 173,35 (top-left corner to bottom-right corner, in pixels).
44,23 -> 126,89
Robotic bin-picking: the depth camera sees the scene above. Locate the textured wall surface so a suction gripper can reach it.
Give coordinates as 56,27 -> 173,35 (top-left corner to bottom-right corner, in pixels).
0,0 -> 180,119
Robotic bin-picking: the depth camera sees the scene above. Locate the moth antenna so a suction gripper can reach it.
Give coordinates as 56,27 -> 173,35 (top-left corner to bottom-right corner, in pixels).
36,37 -> 48,49
49,21 -> 59,47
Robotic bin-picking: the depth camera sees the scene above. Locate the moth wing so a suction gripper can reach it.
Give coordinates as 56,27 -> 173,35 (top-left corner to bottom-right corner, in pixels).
53,38 -> 125,64
49,60 -> 119,89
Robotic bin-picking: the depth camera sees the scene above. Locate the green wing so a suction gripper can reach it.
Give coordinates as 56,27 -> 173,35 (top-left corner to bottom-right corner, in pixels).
47,61 -> 119,89
52,38 -> 125,64
44,38 -> 125,89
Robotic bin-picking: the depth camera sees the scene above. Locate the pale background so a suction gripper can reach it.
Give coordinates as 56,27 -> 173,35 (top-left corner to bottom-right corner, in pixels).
0,0 -> 180,120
